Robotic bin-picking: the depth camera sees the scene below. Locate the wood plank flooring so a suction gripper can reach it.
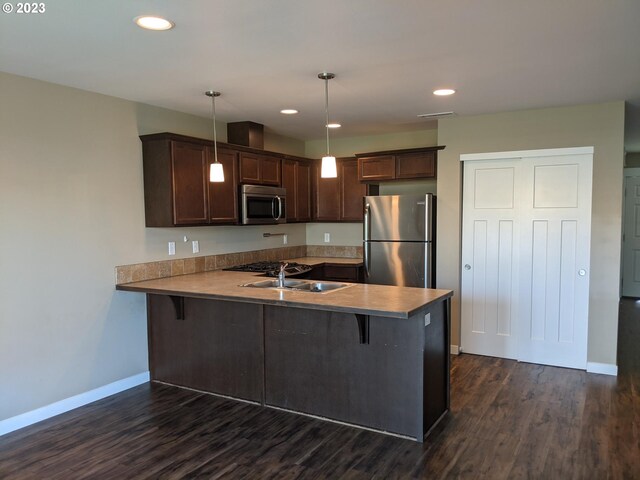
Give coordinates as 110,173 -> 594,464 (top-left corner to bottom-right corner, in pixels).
1,299 -> 639,479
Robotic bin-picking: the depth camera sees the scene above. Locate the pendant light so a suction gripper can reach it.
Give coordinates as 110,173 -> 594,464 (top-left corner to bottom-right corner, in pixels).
205,90 -> 224,182
318,72 -> 337,178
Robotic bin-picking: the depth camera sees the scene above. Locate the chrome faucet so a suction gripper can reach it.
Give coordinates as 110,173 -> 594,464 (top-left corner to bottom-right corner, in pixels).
277,263 -> 288,288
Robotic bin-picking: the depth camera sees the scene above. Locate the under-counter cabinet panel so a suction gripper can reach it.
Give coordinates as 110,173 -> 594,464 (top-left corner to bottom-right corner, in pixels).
264,303 -> 448,439
147,295 -> 264,402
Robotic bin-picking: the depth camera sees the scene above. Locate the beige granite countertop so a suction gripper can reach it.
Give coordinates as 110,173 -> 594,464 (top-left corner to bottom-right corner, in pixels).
116,267 -> 452,319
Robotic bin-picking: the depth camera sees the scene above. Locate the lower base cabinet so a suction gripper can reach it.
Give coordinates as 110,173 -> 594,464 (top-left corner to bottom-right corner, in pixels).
147,295 -> 263,402
146,293 -> 449,441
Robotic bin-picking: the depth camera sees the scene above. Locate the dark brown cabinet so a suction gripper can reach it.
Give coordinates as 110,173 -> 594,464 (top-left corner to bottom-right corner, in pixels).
358,155 -> 396,181
141,133 -> 240,226
339,159 -> 367,221
312,165 -> 340,221
171,142 -> 209,225
307,263 -> 363,283
208,148 -> 239,224
313,158 -> 367,222
240,152 -> 281,186
356,146 -> 444,182
282,158 -> 311,222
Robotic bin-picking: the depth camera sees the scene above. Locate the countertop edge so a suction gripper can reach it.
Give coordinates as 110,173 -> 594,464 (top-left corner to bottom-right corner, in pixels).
115,283 -> 452,319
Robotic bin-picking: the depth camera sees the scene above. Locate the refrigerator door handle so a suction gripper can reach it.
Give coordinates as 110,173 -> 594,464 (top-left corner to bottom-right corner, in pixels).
363,203 -> 371,278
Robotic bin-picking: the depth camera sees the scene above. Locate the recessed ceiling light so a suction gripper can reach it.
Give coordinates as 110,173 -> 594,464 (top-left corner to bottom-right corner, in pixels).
280,109 -> 299,115
326,123 -> 341,128
433,89 -> 455,96
134,16 -> 175,31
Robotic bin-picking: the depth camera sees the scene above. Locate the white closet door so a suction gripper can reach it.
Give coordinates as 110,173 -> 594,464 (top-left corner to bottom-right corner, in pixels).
622,173 -> 640,297
518,154 -> 592,369
461,160 -> 521,359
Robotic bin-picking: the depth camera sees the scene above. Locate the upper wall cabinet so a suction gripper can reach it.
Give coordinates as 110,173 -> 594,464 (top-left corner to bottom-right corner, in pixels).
239,152 -> 281,186
356,146 -> 445,182
282,158 -> 311,222
312,158 -> 369,222
141,133 -> 240,227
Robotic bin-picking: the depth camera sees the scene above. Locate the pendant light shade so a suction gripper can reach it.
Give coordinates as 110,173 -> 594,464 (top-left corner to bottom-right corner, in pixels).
205,90 -> 224,183
318,72 -> 337,179
321,156 -> 337,178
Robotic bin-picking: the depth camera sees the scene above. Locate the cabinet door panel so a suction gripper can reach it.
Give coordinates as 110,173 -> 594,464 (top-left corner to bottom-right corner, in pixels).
296,162 -> 311,222
261,155 -> 281,185
340,159 -> 366,221
313,165 -> 340,221
396,151 -> 436,179
171,141 -> 208,225
208,148 -> 239,224
239,152 -> 261,184
148,295 -> 263,402
358,155 -> 396,181
281,159 -> 297,221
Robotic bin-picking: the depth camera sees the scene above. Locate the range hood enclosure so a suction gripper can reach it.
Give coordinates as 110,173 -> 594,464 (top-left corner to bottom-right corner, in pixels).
228,121 -> 264,149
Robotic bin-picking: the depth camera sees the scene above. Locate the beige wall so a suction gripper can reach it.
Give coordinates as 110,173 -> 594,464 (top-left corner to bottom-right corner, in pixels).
305,127 -> 438,159
437,102 -> 625,365
0,72 -> 306,421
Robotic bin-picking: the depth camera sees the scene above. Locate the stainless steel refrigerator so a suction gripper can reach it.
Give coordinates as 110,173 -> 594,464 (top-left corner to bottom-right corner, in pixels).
363,194 -> 436,288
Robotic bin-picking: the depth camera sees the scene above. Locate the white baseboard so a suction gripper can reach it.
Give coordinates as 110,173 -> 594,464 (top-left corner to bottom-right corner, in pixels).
586,362 -> 618,376
0,371 -> 150,437
450,345 -> 459,355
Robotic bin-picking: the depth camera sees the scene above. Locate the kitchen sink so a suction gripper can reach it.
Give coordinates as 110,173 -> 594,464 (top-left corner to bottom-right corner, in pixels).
240,279 -> 354,293
241,279 -> 308,289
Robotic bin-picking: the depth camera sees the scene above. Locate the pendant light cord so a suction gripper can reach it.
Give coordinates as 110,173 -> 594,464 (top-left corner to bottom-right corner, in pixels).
211,94 -> 219,164
324,78 -> 330,157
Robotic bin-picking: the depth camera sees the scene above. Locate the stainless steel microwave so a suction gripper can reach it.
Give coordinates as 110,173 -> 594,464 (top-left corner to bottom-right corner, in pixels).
240,184 -> 287,225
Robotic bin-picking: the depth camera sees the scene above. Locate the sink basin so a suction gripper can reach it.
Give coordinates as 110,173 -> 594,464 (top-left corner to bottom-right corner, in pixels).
241,279 -> 308,289
289,281 -> 351,293
240,279 -> 354,293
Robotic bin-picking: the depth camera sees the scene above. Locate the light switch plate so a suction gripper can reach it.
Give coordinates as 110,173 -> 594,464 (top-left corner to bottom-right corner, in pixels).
424,313 -> 431,327
324,233 -> 330,243
168,241 -> 176,256
283,234 -> 288,245
192,240 -> 199,253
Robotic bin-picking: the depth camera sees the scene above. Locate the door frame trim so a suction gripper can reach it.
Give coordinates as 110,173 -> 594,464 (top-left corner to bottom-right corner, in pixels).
460,146 -> 594,162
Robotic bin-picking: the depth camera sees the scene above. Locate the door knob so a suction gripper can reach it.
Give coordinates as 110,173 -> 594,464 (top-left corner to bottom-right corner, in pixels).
464,264 -> 471,271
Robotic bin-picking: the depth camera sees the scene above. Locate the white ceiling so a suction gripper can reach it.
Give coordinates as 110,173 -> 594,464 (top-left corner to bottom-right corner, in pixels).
2,0 -> 640,149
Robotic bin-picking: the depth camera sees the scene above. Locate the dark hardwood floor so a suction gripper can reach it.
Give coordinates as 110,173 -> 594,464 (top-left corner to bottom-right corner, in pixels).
1,299 -> 639,479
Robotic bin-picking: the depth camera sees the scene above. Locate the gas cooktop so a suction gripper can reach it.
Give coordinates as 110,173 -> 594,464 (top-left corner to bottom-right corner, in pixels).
224,261 -> 312,277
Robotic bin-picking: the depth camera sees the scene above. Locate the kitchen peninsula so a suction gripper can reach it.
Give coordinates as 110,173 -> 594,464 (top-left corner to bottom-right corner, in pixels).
116,266 -> 452,442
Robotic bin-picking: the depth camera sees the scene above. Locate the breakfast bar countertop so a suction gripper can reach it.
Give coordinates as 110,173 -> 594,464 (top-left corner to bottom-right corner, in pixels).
116,266 -> 452,319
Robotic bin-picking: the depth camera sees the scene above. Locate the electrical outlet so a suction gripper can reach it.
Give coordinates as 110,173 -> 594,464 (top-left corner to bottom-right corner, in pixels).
192,240 -> 199,253
168,241 -> 176,256
283,234 -> 288,245
424,313 -> 431,327
324,233 -> 331,243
